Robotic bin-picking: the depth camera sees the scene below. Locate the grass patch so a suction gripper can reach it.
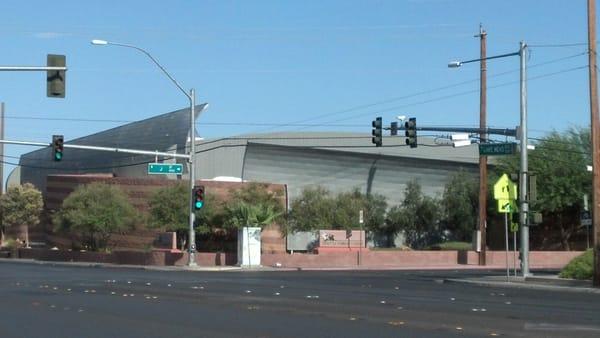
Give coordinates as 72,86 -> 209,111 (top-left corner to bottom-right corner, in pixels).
559,249 -> 593,280
370,246 -> 411,251
427,241 -> 472,251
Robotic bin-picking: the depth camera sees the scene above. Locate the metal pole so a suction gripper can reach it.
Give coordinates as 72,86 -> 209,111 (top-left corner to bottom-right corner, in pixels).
188,89 -> 197,267
504,213 -> 509,282
0,102 -> 4,195
588,0 -> 600,287
519,41 -> 530,277
0,66 -> 66,71
513,227 -> 517,276
477,25 -> 488,266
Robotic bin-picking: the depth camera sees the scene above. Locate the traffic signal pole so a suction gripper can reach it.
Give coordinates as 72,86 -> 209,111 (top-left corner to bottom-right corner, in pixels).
518,41 -> 530,277
0,138 -> 192,159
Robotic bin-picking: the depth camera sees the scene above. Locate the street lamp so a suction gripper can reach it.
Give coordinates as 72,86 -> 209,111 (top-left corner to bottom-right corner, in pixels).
91,39 -> 200,267
449,42 -> 530,276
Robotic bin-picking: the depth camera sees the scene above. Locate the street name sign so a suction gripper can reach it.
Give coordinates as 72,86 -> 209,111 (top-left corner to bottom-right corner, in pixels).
148,163 -> 183,175
479,142 -> 516,156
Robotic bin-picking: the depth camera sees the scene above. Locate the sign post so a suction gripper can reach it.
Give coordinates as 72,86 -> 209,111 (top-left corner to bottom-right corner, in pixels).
494,174 -> 518,281
359,209 -> 364,266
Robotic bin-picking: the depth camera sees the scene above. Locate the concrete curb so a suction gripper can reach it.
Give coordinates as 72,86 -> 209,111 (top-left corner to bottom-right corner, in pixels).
443,277 -> 599,294
0,258 -> 244,272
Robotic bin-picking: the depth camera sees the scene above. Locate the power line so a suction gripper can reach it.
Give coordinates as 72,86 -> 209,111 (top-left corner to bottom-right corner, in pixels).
529,43 -> 588,48
322,64 -> 588,125
245,51 -> 589,134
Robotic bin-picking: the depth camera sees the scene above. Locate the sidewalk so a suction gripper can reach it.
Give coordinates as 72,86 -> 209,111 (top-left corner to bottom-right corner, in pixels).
443,273 -> 599,294
0,258 -> 244,272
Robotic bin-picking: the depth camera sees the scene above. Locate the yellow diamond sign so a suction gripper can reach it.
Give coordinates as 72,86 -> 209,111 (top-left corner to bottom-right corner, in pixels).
493,174 -> 518,201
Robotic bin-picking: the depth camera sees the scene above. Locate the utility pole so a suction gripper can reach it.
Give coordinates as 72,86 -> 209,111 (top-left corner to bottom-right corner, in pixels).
476,24 -> 488,266
518,41 -> 530,276
587,0 -> 600,287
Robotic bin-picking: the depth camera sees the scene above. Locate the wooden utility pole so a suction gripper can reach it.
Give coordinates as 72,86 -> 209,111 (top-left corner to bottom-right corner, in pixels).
588,0 -> 600,287
477,25 -> 488,265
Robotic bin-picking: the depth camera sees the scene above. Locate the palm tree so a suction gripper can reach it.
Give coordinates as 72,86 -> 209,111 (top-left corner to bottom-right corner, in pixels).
224,201 -> 281,229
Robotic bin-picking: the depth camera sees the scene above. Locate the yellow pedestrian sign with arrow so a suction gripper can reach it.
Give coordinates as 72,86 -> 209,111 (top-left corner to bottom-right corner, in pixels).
494,174 -> 518,214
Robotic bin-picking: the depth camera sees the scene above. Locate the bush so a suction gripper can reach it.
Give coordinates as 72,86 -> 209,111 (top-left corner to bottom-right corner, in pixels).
559,250 -> 593,280
53,183 -> 137,251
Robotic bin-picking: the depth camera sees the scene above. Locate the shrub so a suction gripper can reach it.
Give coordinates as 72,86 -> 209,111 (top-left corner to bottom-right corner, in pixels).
559,250 -> 593,280
53,183 -> 137,251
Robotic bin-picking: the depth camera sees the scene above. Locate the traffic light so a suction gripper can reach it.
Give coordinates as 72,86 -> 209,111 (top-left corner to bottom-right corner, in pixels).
371,117 -> 382,147
193,185 -> 205,210
52,135 -> 64,161
47,54 -> 66,98
405,117 -> 417,148
390,122 -> 398,136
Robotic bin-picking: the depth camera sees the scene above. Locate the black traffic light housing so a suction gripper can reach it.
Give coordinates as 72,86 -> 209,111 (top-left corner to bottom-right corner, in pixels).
390,122 -> 398,136
47,54 -> 66,98
193,185 -> 205,210
405,117 -> 417,148
371,117 -> 382,147
52,135 -> 64,161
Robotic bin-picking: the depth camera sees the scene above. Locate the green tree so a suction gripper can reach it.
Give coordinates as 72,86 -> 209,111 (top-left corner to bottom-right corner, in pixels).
222,182 -> 285,230
287,186 -> 335,232
0,183 -> 44,247
332,189 -> 367,230
495,127 -> 591,249
230,183 -> 285,221
147,183 -> 222,250
441,170 -> 478,241
386,180 -> 441,249
287,186 -> 387,233
53,183 -> 137,251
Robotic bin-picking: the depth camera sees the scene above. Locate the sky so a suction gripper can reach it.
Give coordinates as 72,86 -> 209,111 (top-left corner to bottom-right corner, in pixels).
0,0 -> 594,184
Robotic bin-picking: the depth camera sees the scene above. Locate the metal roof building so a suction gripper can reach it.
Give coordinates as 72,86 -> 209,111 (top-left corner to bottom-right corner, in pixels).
12,107 -> 480,207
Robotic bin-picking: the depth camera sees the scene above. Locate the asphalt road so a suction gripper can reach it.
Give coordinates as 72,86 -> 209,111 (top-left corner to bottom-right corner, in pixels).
0,262 -> 599,338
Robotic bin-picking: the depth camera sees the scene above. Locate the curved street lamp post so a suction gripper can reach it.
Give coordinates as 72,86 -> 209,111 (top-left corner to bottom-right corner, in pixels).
91,39 -> 199,267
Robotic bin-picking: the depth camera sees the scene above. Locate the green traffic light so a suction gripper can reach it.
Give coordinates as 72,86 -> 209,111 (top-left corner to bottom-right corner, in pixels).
54,152 -> 62,161
195,201 -> 204,209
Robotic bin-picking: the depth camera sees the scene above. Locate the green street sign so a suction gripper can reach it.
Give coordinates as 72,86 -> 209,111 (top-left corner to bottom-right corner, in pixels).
148,163 -> 183,175
479,142 -> 516,156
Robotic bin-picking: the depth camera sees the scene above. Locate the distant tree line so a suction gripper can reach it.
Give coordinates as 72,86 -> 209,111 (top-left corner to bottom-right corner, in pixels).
287,170 -> 478,249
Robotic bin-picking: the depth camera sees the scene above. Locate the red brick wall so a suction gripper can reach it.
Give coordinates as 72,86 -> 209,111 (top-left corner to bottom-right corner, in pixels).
261,250 -> 585,269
